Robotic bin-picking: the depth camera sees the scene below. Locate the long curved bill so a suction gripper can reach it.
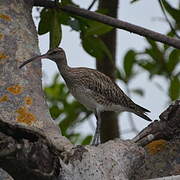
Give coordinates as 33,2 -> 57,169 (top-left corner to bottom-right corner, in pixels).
19,54 -> 48,69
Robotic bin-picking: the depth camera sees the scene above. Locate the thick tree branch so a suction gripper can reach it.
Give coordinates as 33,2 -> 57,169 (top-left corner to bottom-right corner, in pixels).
33,0 -> 180,49
0,100 -> 179,179
133,100 -> 180,146
0,121 -> 145,180
0,122 -> 60,180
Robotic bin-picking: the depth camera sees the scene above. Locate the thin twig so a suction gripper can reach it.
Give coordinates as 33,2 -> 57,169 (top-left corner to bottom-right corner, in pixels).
158,0 -> 180,39
88,0 -> 97,10
33,0 -> 180,49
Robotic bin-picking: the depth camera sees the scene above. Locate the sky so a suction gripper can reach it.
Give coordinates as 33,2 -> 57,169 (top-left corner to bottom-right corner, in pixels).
32,0 -> 178,139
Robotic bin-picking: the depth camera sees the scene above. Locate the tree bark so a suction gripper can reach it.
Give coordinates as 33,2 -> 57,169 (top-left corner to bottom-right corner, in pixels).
0,0 -> 72,153
97,0 -> 120,143
0,0 -> 180,179
0,99 -> 179,179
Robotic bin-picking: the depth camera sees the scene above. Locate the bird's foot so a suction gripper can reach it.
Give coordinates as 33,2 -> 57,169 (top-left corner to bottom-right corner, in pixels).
91,134 -> 100,146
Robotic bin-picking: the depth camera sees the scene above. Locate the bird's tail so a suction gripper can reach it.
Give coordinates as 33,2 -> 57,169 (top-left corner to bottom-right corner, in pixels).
132,104 -> 152,121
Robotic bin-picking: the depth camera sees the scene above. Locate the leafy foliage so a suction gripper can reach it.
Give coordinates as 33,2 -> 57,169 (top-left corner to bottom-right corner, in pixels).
38,8 -> 62,48
136,38 -> 180,100
161,0 -> 180,27
123,50 -> 136,82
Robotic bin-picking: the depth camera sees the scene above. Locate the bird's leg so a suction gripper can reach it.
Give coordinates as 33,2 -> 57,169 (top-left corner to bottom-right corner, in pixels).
91,110 -> 101,146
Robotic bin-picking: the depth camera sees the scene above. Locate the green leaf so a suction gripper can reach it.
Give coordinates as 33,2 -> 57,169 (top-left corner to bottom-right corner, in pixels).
44,81 -> 69,102
116,68 -> 126,82
61,0 -> 74,6
81,36 -> 113,61
169,76 -> 180,100
49,105 -> 62,119
85,21 -> 113,36
50,9 -> 62,49
58,11 -> 71,25
137,60 -> 158,78
131,88 -> 144,97
68,19 -> 81,31
38,8 -> 51,35
146,39 -> 164,63
68,133 -> 81,144
123,50 -> 136,79
161,0 -> 180,23
81,135 -> 92,145
38,8 -> 62,48
167,49 -> 180,73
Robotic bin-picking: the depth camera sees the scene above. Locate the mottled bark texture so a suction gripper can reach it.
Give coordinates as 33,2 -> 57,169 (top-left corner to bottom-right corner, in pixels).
134,100 -> 180,179
0,100 -> 179,180
0,120 -> 145,180
0,0 -> 72,153
0,0 -> 180,179
97,0 -> 120,143
0,0 -> 72,177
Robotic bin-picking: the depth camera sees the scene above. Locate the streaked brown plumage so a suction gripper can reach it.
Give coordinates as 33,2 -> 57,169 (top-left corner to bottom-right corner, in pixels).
19,47 -> 152,145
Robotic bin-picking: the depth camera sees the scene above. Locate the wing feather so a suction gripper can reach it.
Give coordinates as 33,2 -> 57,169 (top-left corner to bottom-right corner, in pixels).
72,67 -> 132,107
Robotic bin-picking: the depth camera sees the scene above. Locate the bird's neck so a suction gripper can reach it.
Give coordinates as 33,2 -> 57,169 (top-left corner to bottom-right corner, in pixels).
55,57 -> 71,77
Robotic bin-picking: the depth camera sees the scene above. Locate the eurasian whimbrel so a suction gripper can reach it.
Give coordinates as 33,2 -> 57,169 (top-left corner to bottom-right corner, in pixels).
19,47 -> 152,145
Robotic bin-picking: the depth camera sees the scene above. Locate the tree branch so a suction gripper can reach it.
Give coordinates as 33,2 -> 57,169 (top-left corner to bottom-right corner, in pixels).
0,122 -> 60,180
133,100 -> 180,146
0,100 -> 179,179
0,118 -> 145,180
33,0 -> 180,49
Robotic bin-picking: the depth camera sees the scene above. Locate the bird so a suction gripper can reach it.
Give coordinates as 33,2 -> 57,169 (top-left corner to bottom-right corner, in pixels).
19,47 -> 152,145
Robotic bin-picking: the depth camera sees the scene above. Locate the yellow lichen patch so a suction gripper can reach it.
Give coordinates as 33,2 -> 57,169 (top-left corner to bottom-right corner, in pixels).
0,95 -> 8,103
0,14 -> 12,21
24,96 -> 33,105
0,53 -> 8,60
16,106 -> 36,125
146,139 -> 167,155
0,34 -> 3,40
7,85 -> 23,95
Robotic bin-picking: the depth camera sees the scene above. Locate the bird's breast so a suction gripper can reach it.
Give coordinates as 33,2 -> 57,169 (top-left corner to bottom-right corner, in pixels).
69,87 -> 99,111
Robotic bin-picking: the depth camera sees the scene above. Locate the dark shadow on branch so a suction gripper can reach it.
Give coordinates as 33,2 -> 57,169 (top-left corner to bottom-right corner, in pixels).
0,121 -> 60,180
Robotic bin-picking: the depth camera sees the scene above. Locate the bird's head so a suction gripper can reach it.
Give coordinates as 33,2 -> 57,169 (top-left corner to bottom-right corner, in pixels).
19,47 -> 66,68
46,47 -> 66,61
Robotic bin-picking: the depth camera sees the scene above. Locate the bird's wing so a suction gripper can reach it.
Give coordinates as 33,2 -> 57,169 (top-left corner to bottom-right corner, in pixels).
73,67 -> 132,107
70,67 -> 151,121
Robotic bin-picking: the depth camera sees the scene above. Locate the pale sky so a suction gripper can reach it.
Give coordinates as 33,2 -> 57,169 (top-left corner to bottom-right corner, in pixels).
32,0 -> 178,139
